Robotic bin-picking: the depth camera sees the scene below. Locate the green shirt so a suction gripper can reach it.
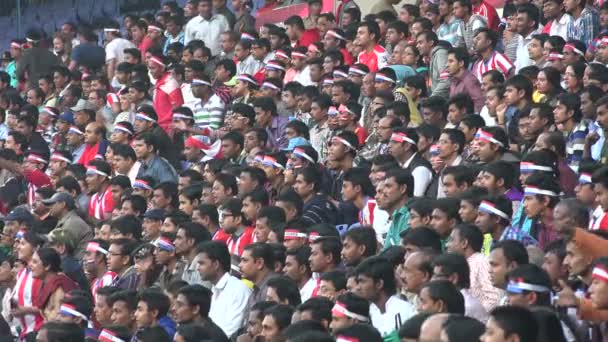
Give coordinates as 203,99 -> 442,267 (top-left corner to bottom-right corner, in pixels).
384,205 -> 410,248
6,61 -> 17,88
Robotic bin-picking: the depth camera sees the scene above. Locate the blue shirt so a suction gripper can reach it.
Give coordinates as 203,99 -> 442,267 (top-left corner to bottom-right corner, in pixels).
137,155 -> 178,184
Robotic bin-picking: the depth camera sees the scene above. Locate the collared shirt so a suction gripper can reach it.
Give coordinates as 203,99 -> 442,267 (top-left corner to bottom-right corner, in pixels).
467,252 -> 503,312
462,288 -> 489,323
369,295 -> 415,338
515,28 -> 540,72
71,143 -> 86,164
137,155 -> 178,184
543,13 -> 572,39
116,161 -> 141,186
310,120 -> 331,162
498,225 -> 538,247
111,265 -> 139,290
384,205 -> 410,248
567,7 -> 599,47
193,94 -> 225,130
209,272 -> 252,337
181,255 -> 205,285
246,271 -> 278,316
163,31 -> 185,55
449,70 -> 484,113
237,54 -> 264,76
184,14 -> 230,56
266,116 -> 289,151
155,260 -> 186,291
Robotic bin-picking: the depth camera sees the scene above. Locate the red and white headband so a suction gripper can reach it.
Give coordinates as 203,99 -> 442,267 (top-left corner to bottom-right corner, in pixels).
237,74 -> 258,85
135,112 -> 156,123
262,82 -> 281,91
293,147 -> 315,163
147,25 -> 162,32
326,30 -> 346,41
27,153 -> 48,164
68,126 -> 84,135
390,132 -> 415,145
375,73 -> 395,83
103,28 -> 120,33
99,329 -> 125,342
348,66 -> 368,76
86,166 -> 109,178
523,186 -> 558,197
191,79 -> 212,87
266,62 -> 286,71
51,152 -> 71,163
564,44 -> 584,56
114,124 -> 133,135
592,265 -> 608,282
60,304 -> 88,320
275,50 -> 290,59
86,242 -> 108,255
149,56 -> 166,67
478,200 -> 509,220
10,42 -> 21,49
475,129 -> 504,147
332,136 -> 355,150
284,229 -> 307,240
291,51 -> 306,59
332,302 -> 369,322
333,70 -> 348,78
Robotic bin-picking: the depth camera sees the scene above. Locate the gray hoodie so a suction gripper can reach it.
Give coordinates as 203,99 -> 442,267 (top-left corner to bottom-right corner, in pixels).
429,45 -> 450,98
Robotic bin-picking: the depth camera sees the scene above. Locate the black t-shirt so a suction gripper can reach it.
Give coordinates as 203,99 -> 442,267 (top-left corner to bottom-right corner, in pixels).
71,42 -> 106,71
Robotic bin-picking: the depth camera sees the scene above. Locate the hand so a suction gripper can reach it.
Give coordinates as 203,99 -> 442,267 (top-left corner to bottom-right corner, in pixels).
496,103 -> 507,125
430,156 -> 445,172
555,279 -> 579,308
586,132 -> 600,146
503,29 -> 514,41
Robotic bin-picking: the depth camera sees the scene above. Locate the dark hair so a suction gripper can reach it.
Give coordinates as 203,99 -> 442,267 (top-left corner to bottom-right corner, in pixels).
401,226 -> 442,253
524,172 -> 561,208
453,223 -> 483,252
441,315 -> 486,342
433,252 -> 471,289
196,241 -> 230,273
343,226 -> 377,258
243,243 -> 275,270
175,323 -> 211,342
398,312 -> 433,339
319,270 -> 347,291
506,264 -> 552,306
36,247 -> 62,273
311,237 -> 342,266
358,20 -> 381,42
489,306 -> 538,342
137,289 -> 171,318
333,323 -> 383,342
263,304 -> 294,331
354,256 -> 396,295
492,240 -> 529,265
556,92 -> 582,122
505,74 -> 534,100
107,290 -> 138,312
343,167 -> 374,197
422,280 -> 465,314
267,275 -> 302,307
135,326 -> 171,342
177,285 -> 212,318
40,322 -> 85,341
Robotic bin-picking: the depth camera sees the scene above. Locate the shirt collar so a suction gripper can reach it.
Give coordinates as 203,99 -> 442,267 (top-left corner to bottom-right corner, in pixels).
213,272 -> 231,291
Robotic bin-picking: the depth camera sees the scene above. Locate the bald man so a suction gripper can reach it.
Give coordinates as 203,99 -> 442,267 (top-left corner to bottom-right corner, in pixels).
419,313 -> 450,342
401,251 -> 435,297
78,121 -> 108,165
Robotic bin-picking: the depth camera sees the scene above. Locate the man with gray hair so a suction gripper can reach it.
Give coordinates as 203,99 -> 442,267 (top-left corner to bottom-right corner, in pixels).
44,192 -> 93,258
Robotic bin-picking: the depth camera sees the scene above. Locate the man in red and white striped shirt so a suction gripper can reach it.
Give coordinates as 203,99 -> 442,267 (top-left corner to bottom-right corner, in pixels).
342,168 -> 377,227
86,160 -> 115,222
85,240 -> 118,302
472,28 -> 514,81
473,0 -> 500,31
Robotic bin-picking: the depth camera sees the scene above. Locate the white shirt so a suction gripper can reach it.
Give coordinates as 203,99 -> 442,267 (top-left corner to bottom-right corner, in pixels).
105,37 -> 135,63
549,14 -> 572,39
116,161 -> 141,186
293,66 -> 314,86
372,205 -> 391,244
515,28 -> 540,72
209,272 -> 252,337
300,277 -> 317,302
370,295 -> 415,338
437,156 -> 462,198
402,153 -> 433,197
184,14 -> 230,56
461,289 -> 488,323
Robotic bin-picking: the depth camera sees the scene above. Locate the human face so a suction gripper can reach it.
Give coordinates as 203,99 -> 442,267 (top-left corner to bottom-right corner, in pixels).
408,209 -> 428,228
30,252 -> 45,279
142,218 -> 161,241
480,317 -> 510,342
523,193 -> 546,219
173,294 -> 196,324
152,189 -> 171,210
597,105 -> 608,131
382,176 -> 406,211
528,38 -> 544,61
459,200 -> 479,226
239,250 -> 258,281
197,252 -> 217,281
134,301 -> 155,329
417,286 -> 444,313
341,237 -> 364,267
441,174 -> 462,198
261,314 -> 281,339
93,295 -> 113,326
542,252 -> 565,286
402,46 -> 418,66
355,274 -> 378,301
594,183 -> 608,216
589,275 -> 608,309
430,208 -> 453,238
309,242 -> 330,273
415,35 -> 433,56
355,26 -> 373,48
107,244 -> 127,273
111,301 -> 134,327
446,53 -> 462,76
564,241 -> 590,276
402,253 -> 427,293
178,195 -> 195,216
489,248 -> 510,288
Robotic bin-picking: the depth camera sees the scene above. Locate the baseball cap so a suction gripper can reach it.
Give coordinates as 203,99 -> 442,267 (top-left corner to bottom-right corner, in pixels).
48,229 -> 76,251
58,111 -> 75,125
282,137 -> 310,152
70,99 -> 96,112
143,209 -> 166,221
42,192 -> 75,209
5,207 -> 34,223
